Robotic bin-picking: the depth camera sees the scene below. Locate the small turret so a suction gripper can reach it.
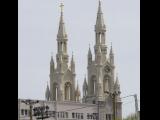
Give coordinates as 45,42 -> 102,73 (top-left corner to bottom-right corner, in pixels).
57,3 -> 67,39
95,0 -> 106,32
109,43 -> 114,65
71,52 -> 75,73
83,75 -> 88,97
50,55 -> 54,74
114,74 -> 121,95
75,81 -> 81,102
88,45 -> 92,65
45,82 -> 50,101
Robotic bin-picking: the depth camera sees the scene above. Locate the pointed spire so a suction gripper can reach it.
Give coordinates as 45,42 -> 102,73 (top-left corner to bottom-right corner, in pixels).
76,80 -> 80,95
88,44 -> 92,56
110,42 -> 114,55
57,3 -> 67,39
77,80 -> 79,91
71,51 -> 74,63
98,0 -> 102,13
109,43 -> 114,65
50,53 -> 54,64
114,73 -> 120,94
95,0 -> 105,31
70,52 -> 75,73
45,82 -> 50,101
84,74 -> 87,83
83,75 -> 87,88
50,53 -> 55,73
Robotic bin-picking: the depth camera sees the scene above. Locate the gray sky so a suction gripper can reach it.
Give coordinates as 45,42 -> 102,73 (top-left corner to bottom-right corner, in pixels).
18,0 -> 140,118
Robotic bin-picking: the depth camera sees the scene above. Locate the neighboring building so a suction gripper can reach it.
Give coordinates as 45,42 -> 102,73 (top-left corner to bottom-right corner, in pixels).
18,1 -> 122,120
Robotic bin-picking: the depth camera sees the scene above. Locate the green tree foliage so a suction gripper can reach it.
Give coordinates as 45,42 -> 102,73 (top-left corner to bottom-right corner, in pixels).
123,113 -> 137,120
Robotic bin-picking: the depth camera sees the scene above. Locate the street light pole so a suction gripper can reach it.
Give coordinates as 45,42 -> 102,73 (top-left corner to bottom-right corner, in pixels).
122,94 -> 139,120
21,99 -> 39,120
134,94 -> 139,120
112,93 -> 116,120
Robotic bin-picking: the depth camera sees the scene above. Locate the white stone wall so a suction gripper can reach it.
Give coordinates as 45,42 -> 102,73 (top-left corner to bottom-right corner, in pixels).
18,99 -> 104,120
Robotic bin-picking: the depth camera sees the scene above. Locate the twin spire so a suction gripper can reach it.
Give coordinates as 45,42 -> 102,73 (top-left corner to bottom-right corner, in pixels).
57,3 -> 67,39
95,0 -> 105,31
57,0 -> 105,38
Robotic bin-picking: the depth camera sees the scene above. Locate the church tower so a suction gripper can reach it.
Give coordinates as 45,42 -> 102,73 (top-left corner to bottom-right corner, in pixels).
83,0 -> 120,104
83,1 -> 122,119
46,3 -> 80,102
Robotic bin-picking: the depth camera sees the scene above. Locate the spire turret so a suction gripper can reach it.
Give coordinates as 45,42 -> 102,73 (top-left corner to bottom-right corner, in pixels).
94,0 -> 107,61
45,82 -> 50,101
110,43 -> 114,65
50,55 -> 54,73
95,0 -> 106,32
88,44 -> 92,65
75,80 -> 81,102
71,52 -> 75,73
83,75 -> 87,88
114,73 -> 120,94
83,75 -> 88,97
57,2 -> 68,56
57,3 -> 67,39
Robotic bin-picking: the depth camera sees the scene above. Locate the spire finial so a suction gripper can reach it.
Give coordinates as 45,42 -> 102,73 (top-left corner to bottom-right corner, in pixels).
110,42 -> 114,55
71,51 -> 74,61
50,53 -> 54,64
60,3 -> 64,13
98,0 -> 102,13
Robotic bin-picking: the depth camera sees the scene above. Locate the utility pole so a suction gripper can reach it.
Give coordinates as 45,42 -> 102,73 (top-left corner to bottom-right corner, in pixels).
122,94 -> 139,120
112,93 -> 116,120
21,99 -> 39,120
134,94 -> 139,120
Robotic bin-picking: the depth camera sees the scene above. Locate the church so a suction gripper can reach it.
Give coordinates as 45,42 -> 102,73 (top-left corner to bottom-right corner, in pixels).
18,1 -> 122,120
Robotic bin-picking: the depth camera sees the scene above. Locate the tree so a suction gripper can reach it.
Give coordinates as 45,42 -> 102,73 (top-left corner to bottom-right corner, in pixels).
123,113 -> 137,120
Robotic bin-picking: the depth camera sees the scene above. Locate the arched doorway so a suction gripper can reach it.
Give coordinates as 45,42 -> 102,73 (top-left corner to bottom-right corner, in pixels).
64,82 -> 72,100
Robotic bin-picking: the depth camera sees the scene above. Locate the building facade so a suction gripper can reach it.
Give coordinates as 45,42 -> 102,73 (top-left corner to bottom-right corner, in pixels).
18,1 -> 122,120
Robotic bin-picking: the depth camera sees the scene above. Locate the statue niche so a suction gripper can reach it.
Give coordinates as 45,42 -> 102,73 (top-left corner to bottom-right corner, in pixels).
64,82 -> 72,100
53,83 -> 58,101
103,75 -> 110,93
90,75 -> 97,95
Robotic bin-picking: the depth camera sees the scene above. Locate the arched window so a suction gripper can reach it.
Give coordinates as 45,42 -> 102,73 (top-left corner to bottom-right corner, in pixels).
65,82 -> 71,100
53,83 -> 58,101
90,76 -> 96,95
83,86 -> 88,97
103,75 -> 109,93
99,32 -> 102,44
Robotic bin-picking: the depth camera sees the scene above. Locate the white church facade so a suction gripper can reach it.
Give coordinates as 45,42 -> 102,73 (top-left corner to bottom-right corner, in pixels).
18,1 -> 122,120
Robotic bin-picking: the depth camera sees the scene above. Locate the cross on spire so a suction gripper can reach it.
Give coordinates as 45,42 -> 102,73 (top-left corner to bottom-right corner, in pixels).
60,3 -> 64,13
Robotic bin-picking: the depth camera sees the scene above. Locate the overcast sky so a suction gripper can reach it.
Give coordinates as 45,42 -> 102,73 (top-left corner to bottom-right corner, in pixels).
18,0 -> 140,117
